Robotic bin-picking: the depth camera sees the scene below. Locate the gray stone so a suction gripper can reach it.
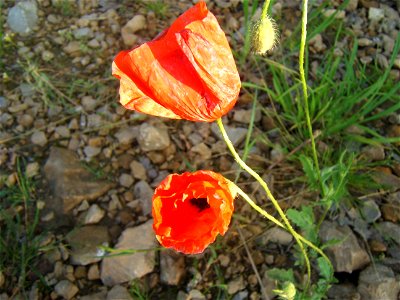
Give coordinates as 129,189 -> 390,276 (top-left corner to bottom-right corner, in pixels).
134,180 -> 153,215
82,96 -> 98,112
31,131 -> 47,147
191,143 -> 212,161
101,220 -> 156,286
66,226 -> 110,265
84,204 -> 105,224
232,109 -> 261,124
358,264 -> 400,300
119,173 -> 134,188
19,83 -> 35,97
368,7 -> 384,22
360,199 -> 381,223
7,1 -> 38,36
80,291 -> 107,300
115,127 -> 138,145
0,97 -> 9,109
361,145 -> 385,161
259,227 -> 293,246
138,123 -> 170,152
211,123 -> 248,147
327,284 -> 360,300
130,160 -> 147,180
121,15 -> 146,46
44,147 -> 114,212
233,290 -> 249,300
160,250 -> 186,285
54,280 -> 78,300
188,290 -> 206,300
227,276 -> 246,295
73,27 -> 93,39
84,146 -> 101,158
376,222 -> 400,245
346,0 -> 358,11
319,221 -> 370,273
107,285 -> 132,300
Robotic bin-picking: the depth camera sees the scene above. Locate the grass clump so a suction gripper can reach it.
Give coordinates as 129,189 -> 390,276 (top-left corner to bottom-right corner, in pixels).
0,160 -> 49,296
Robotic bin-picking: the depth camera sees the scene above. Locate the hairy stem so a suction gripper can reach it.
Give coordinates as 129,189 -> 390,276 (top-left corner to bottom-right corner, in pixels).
217,118 -> 311,284
299,0 -> 324,195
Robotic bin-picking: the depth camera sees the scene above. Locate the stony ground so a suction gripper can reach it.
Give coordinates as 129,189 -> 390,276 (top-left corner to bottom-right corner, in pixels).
1,0 -> 400,300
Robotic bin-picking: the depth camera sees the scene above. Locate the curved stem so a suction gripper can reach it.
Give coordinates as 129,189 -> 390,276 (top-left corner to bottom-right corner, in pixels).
261,0 -> 271,19
299,0 -> 323,195
217,118 -> 311,284
234,184 -> 331,268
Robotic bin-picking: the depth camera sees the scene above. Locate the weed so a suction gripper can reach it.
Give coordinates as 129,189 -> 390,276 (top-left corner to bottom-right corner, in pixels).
129,279 -> 151,300
144,0 -> 169,19
54,0 -> 75,17
0,160 -> 47,295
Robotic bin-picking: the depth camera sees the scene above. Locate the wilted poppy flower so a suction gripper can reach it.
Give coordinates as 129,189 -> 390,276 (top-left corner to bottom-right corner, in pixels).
112,1 -> 241,122
152,170 -> 236,254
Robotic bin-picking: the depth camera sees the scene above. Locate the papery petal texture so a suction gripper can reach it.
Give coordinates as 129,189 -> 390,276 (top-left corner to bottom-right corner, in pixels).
152,170 -> 236,254
112,1 -> 241,122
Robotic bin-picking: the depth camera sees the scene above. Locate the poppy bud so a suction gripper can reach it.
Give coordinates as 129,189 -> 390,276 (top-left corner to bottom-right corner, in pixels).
251,15 -> 278,55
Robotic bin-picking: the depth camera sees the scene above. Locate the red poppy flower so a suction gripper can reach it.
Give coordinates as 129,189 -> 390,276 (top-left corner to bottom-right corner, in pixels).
152,170 -> 236,254
112,1 -> 241,122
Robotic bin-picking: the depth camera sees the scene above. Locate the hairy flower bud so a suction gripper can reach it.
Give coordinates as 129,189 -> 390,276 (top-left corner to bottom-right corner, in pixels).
251,15 -> 278,55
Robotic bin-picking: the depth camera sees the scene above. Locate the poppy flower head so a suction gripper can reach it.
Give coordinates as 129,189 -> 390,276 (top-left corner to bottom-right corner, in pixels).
152,170 -> 236,254
112,1 -> 241,122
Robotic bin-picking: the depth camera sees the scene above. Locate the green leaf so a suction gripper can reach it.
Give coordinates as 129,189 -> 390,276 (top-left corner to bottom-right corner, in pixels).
267,268 -> 295,283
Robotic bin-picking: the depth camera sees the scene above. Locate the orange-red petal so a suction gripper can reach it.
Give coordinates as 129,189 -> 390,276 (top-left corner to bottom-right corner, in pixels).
152,171 -> 236,254
112,1 -> 240,122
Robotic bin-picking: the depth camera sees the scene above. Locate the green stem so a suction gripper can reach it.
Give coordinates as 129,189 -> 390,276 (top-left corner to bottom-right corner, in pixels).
299,0 -> 324,195
234,184 -> 332,269
217,118 -> 312,285
261,0 -> 271,19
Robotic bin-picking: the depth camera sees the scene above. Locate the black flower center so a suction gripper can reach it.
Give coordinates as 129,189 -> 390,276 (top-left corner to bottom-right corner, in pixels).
189,197 -> 210,212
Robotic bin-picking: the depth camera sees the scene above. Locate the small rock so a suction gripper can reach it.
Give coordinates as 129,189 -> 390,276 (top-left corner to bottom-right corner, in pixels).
376,54 -> 389,69
80,290 -> 107,300
87,264 -> 100,280
160,250 -> 186,285
84,146 -> 101,158
66,226 -> 110,265
64,41 -> 81,55
346,0 -> 358,11
309,34 -> 327,53
54,280 -> 79,300
227,276 -> 246,295
323,9 -> 346,19
19,83 -> 35,97
138,123 -> 170,152
134,180 -> 153,215
130,160 -> 147,180
368,7 -> 384,22
211,123 -> 248,147
42,50 -> 54,61
73,27 -> 93,39
188,290 -> 206,300
107,285 -> 132,300
191,143 -> 212,161
232,109 -> 261,124
233,290 -> 249,300
358,264 -> 400,300
381,192 -> 400,222
319,221 -> 370,273
259,227 -> 293,246
25,162 -> 39,178
121,15 -> 146,46
376,222 -> 400,245
119,173 -> 134,188
84,204 -> 105,224
115,127 -> 138,145
101,220 -> 156,286
358,38 -> 373,47
31,131 -> 47,147
88,39 -> 101,48
82,96 -> 98,111
7,1 -> 38,36
362,145 -> 385,161
360,199 -> 381,223
0,97 -> 9,109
